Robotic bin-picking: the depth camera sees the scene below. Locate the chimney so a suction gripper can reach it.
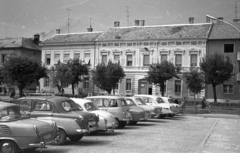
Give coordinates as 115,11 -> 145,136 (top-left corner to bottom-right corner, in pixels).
114,21 -> 120,27
87,25 -> 93,32
189,17 -> 194,24
33,34 -> 40,43
56,29 -> 61,34
140,20 -> 145,26
135,20 -> 140,26
206,16 -> 211,23
233,19 -> 240,23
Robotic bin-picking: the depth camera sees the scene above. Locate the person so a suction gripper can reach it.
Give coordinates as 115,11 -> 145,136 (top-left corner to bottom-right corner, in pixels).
61,88 -> 65,95
10,89 -> 15,99
201,96 -> 206,109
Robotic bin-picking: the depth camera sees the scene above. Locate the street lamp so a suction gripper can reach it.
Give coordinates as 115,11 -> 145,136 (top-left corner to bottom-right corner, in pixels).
206,15 -> 240,34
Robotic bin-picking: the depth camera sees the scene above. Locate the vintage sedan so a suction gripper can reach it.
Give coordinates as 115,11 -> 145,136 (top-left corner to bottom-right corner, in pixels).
161,97 -> 180,115
0,101 -> 58,153
134,95 -> 175,118
71,98 -> 118,131
86,96 -> 132,128
16,96 -> 99,145
125,97 -> 162,118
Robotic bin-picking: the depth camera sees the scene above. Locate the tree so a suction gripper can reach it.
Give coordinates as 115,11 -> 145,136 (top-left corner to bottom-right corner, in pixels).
145,60 -> 179,96
183,67 -> 205,104
200,53 -> 233,103
49,61 -> 72,93
66,58 -> 89,95
0,55 -> 47,97
92,60 -> 125,94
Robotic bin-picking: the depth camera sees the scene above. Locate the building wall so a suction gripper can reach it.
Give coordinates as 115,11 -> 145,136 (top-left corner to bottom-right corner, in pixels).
206,40 -> 240,102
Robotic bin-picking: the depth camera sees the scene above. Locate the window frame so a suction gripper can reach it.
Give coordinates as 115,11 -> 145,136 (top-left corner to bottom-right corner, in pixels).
223,84 -> 234,94
224,44 -> 234,53
175,54 -> 182,67
125,78 -> 132,90
126,54 -> 133,66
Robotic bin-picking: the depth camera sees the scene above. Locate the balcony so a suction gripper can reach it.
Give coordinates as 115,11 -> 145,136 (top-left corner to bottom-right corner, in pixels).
238,52 -> 240,61
237,73 -> 240,81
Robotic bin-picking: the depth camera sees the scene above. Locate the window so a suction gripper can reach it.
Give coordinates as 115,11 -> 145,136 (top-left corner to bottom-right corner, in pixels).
143,54 -> 150,66
224,44 -> 234,53
114,54 -> 120,63
190,54 -> 197,67
64,52 -> 70,62
19,100 -> 31,112
126,79 -> 131,90
74,52 -> 80,59
102,55 -> 107,64
126,55 -> 133,66
1,54 -> 7,63
45,54 -> 51,65
33,101 -> 53,111
84,52 -> 91,65
44,77 -> 49,87
161,54 -> 168,62
175,80 -> 181,95
83,78 -> 89,88
109,100 -> 118,107
54,53 -> 60,64
223,84 -> 233,94
61,101 -> 77,112
175,54 -> 182,67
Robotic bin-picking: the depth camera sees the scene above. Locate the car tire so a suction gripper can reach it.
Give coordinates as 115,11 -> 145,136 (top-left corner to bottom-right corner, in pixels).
0,140 -> 19,153
119,121 -> 127,128
69,135 -> 83,142
158,114 -> 165,119
168,114 -> 174,117
53,129 -> 67,145
129,121 -> 138,125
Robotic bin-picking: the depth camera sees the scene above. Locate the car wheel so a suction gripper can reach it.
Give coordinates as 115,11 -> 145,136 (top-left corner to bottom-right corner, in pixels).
119,121 -> 127,128
0,140 -> 19,153
158,114 -> 165,119
129,121 -> 138,125
69,135 -> 83,142
168,114 -> 174,117
53,129 -> 67,145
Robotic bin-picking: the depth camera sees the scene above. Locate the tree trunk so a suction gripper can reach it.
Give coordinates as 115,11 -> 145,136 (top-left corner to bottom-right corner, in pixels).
212,84 -> 217,103
107,89 -> 112,95
160,82 -> 164,96
194,93 -> 196,113
113,88 -> 115,95
71,83 -> 75,95
18,86 -> 23,98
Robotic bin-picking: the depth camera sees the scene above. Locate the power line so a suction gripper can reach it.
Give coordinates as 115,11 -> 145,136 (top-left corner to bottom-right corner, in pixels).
66,8 -> 73,34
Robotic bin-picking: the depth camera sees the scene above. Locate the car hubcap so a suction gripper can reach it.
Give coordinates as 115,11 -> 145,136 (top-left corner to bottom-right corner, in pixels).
1,143 -> 13,153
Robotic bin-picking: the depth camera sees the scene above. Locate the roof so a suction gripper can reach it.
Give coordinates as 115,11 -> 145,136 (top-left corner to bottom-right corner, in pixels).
86,96 -> 124,99
0,37 -> 41,50
208,22 -> 240,39
97,23 -> 212,41
41,31 -> 103,44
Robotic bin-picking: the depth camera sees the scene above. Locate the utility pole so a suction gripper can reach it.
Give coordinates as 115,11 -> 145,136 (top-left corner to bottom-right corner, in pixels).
125,6 -> 130,27
66,8 -> 73,34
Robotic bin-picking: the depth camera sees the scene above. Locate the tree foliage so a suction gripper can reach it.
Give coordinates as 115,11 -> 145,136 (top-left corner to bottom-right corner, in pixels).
200,53 -> 233,102
92,60 -> 125,94
183,67 -> 205,101
145,60 -> 179,96
0,55 -> 47,97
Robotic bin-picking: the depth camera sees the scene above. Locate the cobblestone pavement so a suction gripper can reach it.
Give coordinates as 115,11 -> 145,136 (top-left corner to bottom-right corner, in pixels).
26,115 -> 240,153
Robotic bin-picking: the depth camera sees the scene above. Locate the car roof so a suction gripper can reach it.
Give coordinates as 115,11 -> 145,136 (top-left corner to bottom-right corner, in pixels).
71,98 -> 92,103
0,101 -> 18,109
86,96 -> 124,99
19,96 -> 73,104
134,95 -> 160,98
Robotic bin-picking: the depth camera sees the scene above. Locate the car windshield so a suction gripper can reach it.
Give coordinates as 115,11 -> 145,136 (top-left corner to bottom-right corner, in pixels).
0,106 -> 29,122
168,99 -> 175,104
61,100 -> 80,112
125,99 -> 137,106
84,102 -> 99,111
156,97 -> 165,104
134,98 -> 146,105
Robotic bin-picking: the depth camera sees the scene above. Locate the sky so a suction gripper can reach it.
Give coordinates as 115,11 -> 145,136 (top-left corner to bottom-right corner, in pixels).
0,0 -> 239,40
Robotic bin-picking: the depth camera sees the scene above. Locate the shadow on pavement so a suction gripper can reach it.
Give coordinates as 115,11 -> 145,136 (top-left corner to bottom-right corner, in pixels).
131,123 -> 156,126
86,131 -> 124,137
61,139 -> 111,146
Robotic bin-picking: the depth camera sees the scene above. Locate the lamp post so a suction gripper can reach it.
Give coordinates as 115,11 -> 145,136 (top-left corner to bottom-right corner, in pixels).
206,15 -> 240,35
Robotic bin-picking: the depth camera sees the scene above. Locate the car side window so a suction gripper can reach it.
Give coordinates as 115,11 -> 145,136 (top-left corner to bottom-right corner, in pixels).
141,97 -> 150,104
156,98 -> 165,104
125,99 -> 135,106
95,99 -> 103,107
61,101 -> 72,111
109,99 -> 118,107
33,100 -> 53,111
0,108 -> 15,121
19,100 -> 31,112
103,99 -> 109,107
121,100 -> 127,106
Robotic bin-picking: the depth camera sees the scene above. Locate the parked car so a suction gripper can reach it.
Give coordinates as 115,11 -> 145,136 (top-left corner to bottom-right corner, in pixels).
0,101 -> 58,153
125,97 -> 162,118
133,95 -> 175,118
85,96 -> 132,128
160,97 -> 180,114
123,97 -> 151,124
71,98 -> 118,131
15,96 -> 99,145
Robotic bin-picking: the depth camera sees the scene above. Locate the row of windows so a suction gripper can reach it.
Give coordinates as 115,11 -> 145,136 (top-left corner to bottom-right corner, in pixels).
44,78 -> 90,88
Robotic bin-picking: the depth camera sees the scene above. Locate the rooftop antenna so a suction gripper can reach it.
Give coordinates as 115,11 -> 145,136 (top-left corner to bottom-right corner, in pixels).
125,6 -> 130,26
66,8 -> 73,34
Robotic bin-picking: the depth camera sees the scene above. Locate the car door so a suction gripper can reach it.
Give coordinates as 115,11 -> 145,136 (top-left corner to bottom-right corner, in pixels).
30,99 -> 54,120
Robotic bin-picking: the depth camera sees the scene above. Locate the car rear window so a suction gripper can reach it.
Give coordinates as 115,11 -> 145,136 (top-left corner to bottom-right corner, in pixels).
61,101 -> 79,112
156,98 -> 165,104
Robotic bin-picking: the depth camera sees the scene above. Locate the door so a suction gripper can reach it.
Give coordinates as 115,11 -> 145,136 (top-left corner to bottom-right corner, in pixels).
138,79 -> 148,94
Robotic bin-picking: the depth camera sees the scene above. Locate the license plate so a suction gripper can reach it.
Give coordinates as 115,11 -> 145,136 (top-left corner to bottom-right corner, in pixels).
44,134 -> 51,140
88,121 -> 96,125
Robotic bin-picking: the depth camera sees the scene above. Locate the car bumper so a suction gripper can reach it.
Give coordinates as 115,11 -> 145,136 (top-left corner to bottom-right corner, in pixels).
29,142 -> 46,148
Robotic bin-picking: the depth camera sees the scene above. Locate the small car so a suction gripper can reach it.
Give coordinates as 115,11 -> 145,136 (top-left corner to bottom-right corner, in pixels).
0,101 -> 58,153
125,97 -> 162,118
85,96 -> 132,128
16,96 -> 99,145
161,97 -> 180,115
71,98 -> 118,131
134,95 -> 175,118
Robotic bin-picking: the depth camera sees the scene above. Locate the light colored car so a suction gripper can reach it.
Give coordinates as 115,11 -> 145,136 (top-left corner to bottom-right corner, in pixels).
125,97 -> 162,118
0,101 -> 58,153
71,98 -> 118,131
160,97 -> 180,114
86,96 -> 132,128
134,95 -> 175,118
17,96 -> 99,145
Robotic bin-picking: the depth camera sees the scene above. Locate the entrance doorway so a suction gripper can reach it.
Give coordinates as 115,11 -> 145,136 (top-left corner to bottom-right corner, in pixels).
138,79 -> 152,95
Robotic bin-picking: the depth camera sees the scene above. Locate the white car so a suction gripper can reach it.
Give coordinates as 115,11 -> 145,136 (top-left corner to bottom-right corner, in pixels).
71,98 -> 118,132
160,97 -> 180,114
133,95 -> 175,118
